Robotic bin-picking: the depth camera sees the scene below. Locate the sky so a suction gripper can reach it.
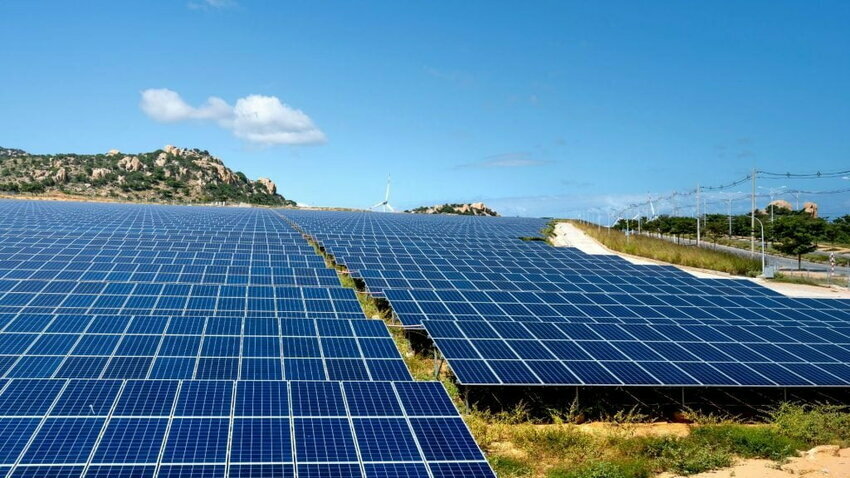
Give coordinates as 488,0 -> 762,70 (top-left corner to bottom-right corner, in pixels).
1,0 -> 848,218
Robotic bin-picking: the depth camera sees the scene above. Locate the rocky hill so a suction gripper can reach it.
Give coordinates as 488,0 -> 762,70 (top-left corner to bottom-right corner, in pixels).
0,145 -> 295,206
407,202 -> 499,216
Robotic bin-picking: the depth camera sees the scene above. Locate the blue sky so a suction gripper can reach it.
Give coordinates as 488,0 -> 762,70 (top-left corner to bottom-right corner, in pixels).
1,1 -> 848,218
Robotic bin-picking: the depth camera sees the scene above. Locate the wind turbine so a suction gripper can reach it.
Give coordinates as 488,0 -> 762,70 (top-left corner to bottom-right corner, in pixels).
370,176 -> 395,212
648,194 -> 657,221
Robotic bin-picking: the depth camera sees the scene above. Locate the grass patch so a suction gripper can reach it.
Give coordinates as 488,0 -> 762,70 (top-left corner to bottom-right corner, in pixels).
770,403 -> 850,446
565,220 -> 762,276
548,460 -> 652,478
468,404 -> 850,478
491,455 -> 534,477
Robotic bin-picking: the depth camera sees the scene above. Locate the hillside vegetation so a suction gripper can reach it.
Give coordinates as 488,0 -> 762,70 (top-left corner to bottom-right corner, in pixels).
0,145 -> 295,206
407,201 -> 499,216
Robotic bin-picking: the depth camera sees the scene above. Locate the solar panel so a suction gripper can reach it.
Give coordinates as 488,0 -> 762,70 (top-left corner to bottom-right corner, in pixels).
280,209 -> 850,388
0,379 -> 491,475
0,200 -> 494,476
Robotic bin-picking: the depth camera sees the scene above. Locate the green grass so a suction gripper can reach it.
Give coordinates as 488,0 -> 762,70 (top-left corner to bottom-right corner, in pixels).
566,220 -> 762,276
474,403 -> 850,478
770,403 -> 850,446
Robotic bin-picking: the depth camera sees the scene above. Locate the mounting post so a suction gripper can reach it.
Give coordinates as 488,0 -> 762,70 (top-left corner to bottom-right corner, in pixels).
433,348 -> 444,378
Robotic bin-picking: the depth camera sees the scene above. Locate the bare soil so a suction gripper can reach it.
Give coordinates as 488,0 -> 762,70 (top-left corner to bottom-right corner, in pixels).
660,446 -> 850,478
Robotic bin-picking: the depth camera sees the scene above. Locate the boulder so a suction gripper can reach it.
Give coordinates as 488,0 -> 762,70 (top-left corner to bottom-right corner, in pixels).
118,156 -> 143,172
53,168 -> 67,184
155,153 -> 168,167
257,177 -> 276,195
803,201 -> 818,218
767,199 -> 793,211
105,149 -> 120,157
91,168 -> 111,180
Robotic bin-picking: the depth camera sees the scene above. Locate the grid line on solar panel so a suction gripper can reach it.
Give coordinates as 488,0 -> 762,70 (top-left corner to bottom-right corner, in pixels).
0,377 -> 493,475
422,319 -> 850,386
0,317 -> 412,382
0,380 -> 494,474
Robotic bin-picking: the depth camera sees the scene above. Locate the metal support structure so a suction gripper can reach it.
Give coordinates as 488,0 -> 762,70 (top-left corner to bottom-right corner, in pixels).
433,348 -> 444,378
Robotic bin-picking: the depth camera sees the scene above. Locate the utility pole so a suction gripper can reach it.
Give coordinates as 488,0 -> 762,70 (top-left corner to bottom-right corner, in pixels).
725,196 -> 733,238
696,184 -> 701,246
751,169 -> 756,257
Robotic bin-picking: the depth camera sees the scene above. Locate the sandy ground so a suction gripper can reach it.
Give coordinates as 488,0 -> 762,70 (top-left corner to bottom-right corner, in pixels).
660,446 -> 850,478
576,421 -> 691,438
553,222 -> 850,299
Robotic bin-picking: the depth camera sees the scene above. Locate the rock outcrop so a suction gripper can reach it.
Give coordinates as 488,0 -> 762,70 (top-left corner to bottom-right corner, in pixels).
767,199 -> 793,212
0,147 -> 28,158
118,156 -> 143,172
91,168 -> 111,180
53,168 -> 67,184
407,202 -> 499,216
803,201 -> 818,218
257,177 -> 276,195
0,144 -> 295,206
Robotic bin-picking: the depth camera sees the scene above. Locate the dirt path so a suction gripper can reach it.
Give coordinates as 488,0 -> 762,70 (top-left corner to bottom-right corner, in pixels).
552,221 -> 850,298
661,446 -> 850,478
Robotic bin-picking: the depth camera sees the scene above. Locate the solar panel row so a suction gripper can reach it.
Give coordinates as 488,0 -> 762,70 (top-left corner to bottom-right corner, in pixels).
0,201 -> 495,477
280,210 -> 850,388
0,379 -> 491,477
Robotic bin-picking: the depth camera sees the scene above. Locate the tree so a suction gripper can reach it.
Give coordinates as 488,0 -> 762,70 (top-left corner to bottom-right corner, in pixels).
771,215 -> 826,270
704,214 -> 727,245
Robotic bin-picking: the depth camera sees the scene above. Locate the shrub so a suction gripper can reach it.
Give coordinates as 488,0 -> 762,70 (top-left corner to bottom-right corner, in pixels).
692,425 -> 803,460
548,460 -> 652,478
770,403 -> 850,446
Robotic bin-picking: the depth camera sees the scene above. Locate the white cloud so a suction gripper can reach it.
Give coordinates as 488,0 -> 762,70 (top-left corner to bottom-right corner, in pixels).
139,89 -> 326,146
140,89 -> 230,122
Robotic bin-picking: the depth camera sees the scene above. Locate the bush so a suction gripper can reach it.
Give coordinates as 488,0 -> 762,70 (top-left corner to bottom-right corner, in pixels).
549,460 -> 652,478
639,436 -> 732,475
770,403 -> 850,446
692,425 -> 803,460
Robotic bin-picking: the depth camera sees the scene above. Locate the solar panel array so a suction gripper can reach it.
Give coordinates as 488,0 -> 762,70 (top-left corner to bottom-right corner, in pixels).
0,201 -> 493,477
281,210 -> 850,388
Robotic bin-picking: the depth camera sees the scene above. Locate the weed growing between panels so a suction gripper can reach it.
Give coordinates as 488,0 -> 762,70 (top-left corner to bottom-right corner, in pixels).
470,402 -> 850,478
288,220 -> 453,386
460,386 -> 850,422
